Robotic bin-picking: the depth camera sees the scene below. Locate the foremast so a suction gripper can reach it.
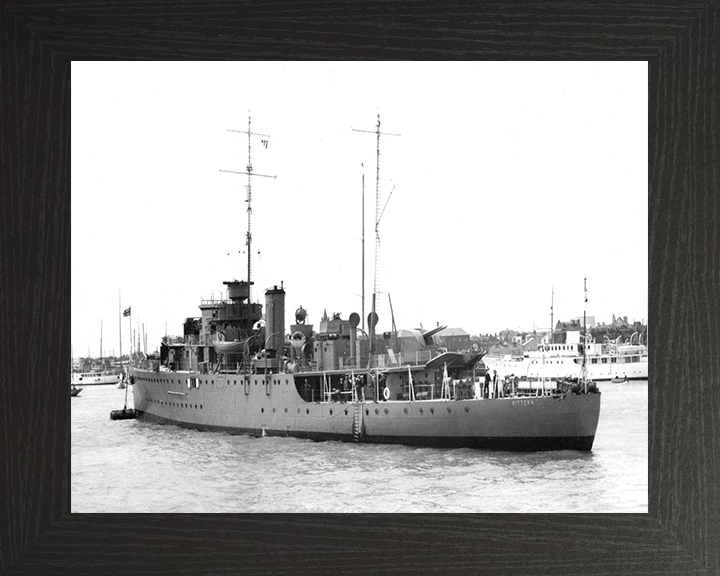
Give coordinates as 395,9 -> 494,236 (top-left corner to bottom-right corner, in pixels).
221,113 -> 276,320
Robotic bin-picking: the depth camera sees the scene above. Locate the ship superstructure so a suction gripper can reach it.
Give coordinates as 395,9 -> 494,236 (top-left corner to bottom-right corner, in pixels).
484,329 -> 648,381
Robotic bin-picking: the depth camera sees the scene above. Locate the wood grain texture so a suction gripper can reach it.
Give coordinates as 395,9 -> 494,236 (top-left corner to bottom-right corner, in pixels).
1,1 -> 717,574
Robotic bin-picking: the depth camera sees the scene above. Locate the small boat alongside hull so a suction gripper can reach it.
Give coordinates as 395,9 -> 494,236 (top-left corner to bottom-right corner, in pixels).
71,386 -> 83,397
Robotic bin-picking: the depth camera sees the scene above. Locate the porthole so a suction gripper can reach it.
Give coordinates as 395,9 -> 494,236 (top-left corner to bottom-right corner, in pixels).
375,409 -> 379,415
306,409 -> 310,414
329,409 -> 333,415
272,408 -> 276,413
465,407 -> 470,413
366,410 -> 369,416
261,408 -> 265,413
447,407 -> 452,413
384,408 -> 389,415
403,408 -> 408,414
344,410 -> 348,416
419,408 -> 424,414
284,408 -> 288,413
430,408 -> 434,414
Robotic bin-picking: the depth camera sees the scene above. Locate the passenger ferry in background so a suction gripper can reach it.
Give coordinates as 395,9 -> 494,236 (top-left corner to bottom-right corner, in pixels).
483,330 -> 648,381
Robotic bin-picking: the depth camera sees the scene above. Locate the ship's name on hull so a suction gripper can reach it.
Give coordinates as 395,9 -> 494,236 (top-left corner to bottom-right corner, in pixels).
512,400 -> 536,406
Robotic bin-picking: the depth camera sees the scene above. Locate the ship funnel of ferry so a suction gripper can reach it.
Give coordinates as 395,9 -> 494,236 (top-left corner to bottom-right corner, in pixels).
265,285 -> 286,356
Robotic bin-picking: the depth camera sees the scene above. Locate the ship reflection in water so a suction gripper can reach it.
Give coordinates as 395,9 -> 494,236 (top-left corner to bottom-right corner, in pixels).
71,382 -> 646,513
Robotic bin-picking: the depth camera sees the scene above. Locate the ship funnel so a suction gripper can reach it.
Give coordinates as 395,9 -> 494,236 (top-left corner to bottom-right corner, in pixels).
265,285 -> 286,356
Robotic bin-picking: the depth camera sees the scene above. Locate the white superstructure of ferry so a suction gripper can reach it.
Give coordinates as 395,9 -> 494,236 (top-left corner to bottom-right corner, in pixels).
484,331 -> 647,381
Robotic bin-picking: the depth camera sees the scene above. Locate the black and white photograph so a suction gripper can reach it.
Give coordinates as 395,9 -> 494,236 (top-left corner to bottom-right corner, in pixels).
71,61 -> 647,513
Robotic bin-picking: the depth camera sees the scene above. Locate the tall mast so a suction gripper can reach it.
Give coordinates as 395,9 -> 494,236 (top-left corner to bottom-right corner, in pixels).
582,277 -> 588,390
246,115 -> 253,288
352,114 -> 400,360
100,320 -> 103,363
361,164 -> 365,334
221,113 -> 276,319
118,291 -> 123,369
550,286 -> 554,344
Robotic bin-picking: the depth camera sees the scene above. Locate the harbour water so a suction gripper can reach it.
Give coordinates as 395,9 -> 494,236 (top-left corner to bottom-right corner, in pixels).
72,380 -> 647,513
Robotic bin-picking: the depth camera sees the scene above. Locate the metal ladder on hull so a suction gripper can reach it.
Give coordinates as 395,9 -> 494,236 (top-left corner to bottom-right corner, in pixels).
352,402 -> 363,442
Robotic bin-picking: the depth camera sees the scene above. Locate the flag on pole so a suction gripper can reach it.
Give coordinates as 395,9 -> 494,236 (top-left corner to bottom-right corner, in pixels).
123,307 -> 131,317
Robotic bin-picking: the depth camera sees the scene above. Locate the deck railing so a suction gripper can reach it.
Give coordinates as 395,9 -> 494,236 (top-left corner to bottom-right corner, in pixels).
159,349 -> 451,376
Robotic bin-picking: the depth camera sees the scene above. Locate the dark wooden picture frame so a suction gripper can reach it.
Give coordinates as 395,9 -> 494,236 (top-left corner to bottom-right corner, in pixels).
1,2 -> 717,574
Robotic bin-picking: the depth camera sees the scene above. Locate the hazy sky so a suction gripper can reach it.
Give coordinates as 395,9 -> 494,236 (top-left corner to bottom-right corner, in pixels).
72,61 -> 647,358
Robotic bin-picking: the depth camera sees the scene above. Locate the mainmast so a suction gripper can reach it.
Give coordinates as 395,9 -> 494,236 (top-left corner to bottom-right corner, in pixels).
361,164 -> 365,334
352,114 -> 400,361
221,113 -> 276,319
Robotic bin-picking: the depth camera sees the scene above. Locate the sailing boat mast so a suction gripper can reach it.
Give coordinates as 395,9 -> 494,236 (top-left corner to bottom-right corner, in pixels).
221,113 -> 276,320
118,291 -> 123,376
550,286 -> 554,345
100,320 -> 103,366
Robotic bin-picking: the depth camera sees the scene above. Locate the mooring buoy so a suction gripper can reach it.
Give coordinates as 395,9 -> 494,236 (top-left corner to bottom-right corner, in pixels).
110,408 -> 138,420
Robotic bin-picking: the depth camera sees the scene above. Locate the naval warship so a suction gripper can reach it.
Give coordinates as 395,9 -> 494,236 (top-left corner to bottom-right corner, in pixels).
129,115 -> 601,451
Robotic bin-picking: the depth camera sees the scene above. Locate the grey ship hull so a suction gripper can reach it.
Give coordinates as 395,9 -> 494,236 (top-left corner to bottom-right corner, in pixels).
131,368 -> 601,451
